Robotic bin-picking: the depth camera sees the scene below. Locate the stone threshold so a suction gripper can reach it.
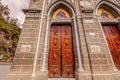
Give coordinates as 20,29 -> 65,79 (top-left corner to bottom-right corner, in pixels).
48,78 -> 75,80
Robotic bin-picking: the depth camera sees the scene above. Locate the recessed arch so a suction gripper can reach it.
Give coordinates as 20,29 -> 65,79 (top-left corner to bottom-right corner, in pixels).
43,0 -> 83,78
96,0 -> 120,18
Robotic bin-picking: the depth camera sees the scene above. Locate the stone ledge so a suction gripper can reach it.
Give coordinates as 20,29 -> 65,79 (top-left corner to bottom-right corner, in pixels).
0,62 -> 12,65
23,9 -> 41,13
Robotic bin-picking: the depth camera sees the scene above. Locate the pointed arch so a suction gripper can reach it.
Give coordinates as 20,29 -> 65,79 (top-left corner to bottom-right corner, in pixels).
47,1 -> 76,17
96,0 -> 120,18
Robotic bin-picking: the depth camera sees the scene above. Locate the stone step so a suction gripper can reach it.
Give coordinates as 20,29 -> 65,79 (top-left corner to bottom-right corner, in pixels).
48,78 -> 75,80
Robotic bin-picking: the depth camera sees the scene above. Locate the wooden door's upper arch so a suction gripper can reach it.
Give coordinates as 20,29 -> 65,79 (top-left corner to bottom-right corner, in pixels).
52,8 -> 71,19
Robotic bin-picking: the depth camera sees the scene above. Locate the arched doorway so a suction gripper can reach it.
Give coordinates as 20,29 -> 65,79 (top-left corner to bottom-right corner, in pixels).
97,6 -> 120,70
48,8 -> 75,78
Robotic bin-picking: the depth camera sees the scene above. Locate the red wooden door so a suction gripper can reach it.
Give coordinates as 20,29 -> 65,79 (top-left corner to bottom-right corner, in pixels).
49,24 -> 74,78
102,25 -> 120,70
62,25 -> 74,77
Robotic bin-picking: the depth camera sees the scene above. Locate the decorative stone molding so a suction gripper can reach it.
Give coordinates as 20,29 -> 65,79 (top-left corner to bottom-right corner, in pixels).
23,9 -> 41,13
100,18 -> 118,23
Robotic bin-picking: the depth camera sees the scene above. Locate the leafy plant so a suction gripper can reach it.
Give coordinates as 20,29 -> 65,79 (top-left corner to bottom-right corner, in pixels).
0,15 -> 21,62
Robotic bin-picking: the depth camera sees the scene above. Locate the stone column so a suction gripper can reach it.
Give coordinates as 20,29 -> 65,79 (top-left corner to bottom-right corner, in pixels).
40,16 -> 50,72
73,16 -> 84,72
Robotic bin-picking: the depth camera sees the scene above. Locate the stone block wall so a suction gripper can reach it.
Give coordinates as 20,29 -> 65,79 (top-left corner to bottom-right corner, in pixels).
6,0 -> 120,80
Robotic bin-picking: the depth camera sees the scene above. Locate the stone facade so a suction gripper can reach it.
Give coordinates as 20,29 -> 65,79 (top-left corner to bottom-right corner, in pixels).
6,0 -> 120,80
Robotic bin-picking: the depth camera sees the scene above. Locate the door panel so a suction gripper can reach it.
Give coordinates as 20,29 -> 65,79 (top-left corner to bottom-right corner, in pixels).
49,24 -> 74,78
49,25 -> 61,77
62,25 -> 74,77
103,25 -> 120,70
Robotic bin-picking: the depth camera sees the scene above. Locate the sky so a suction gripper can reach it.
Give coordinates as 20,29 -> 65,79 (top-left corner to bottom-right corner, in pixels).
1,0 -> 30,25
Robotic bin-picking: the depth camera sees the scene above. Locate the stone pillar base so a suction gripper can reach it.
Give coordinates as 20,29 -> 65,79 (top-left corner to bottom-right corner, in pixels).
6,74 -> 33,80
112,71 -> 120,80
75,71 -> 120,80
75,71 -> 92,80
6,71 -> 48,80
35,71 -> 48,80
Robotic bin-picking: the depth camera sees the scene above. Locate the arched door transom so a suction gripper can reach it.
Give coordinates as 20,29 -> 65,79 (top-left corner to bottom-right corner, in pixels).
97,8 -> 115,19
52,8 -> 71,19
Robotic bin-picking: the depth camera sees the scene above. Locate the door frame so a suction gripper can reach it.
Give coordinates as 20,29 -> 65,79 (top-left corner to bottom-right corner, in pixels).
41,15 -> 83,79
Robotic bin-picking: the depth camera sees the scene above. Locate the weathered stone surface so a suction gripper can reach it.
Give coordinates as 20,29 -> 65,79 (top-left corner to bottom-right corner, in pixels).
6,0 -> 120,80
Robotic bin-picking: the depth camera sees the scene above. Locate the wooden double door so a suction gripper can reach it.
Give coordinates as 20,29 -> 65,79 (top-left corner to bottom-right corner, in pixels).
48,24 -> 74,78
102,24 -> 120,70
